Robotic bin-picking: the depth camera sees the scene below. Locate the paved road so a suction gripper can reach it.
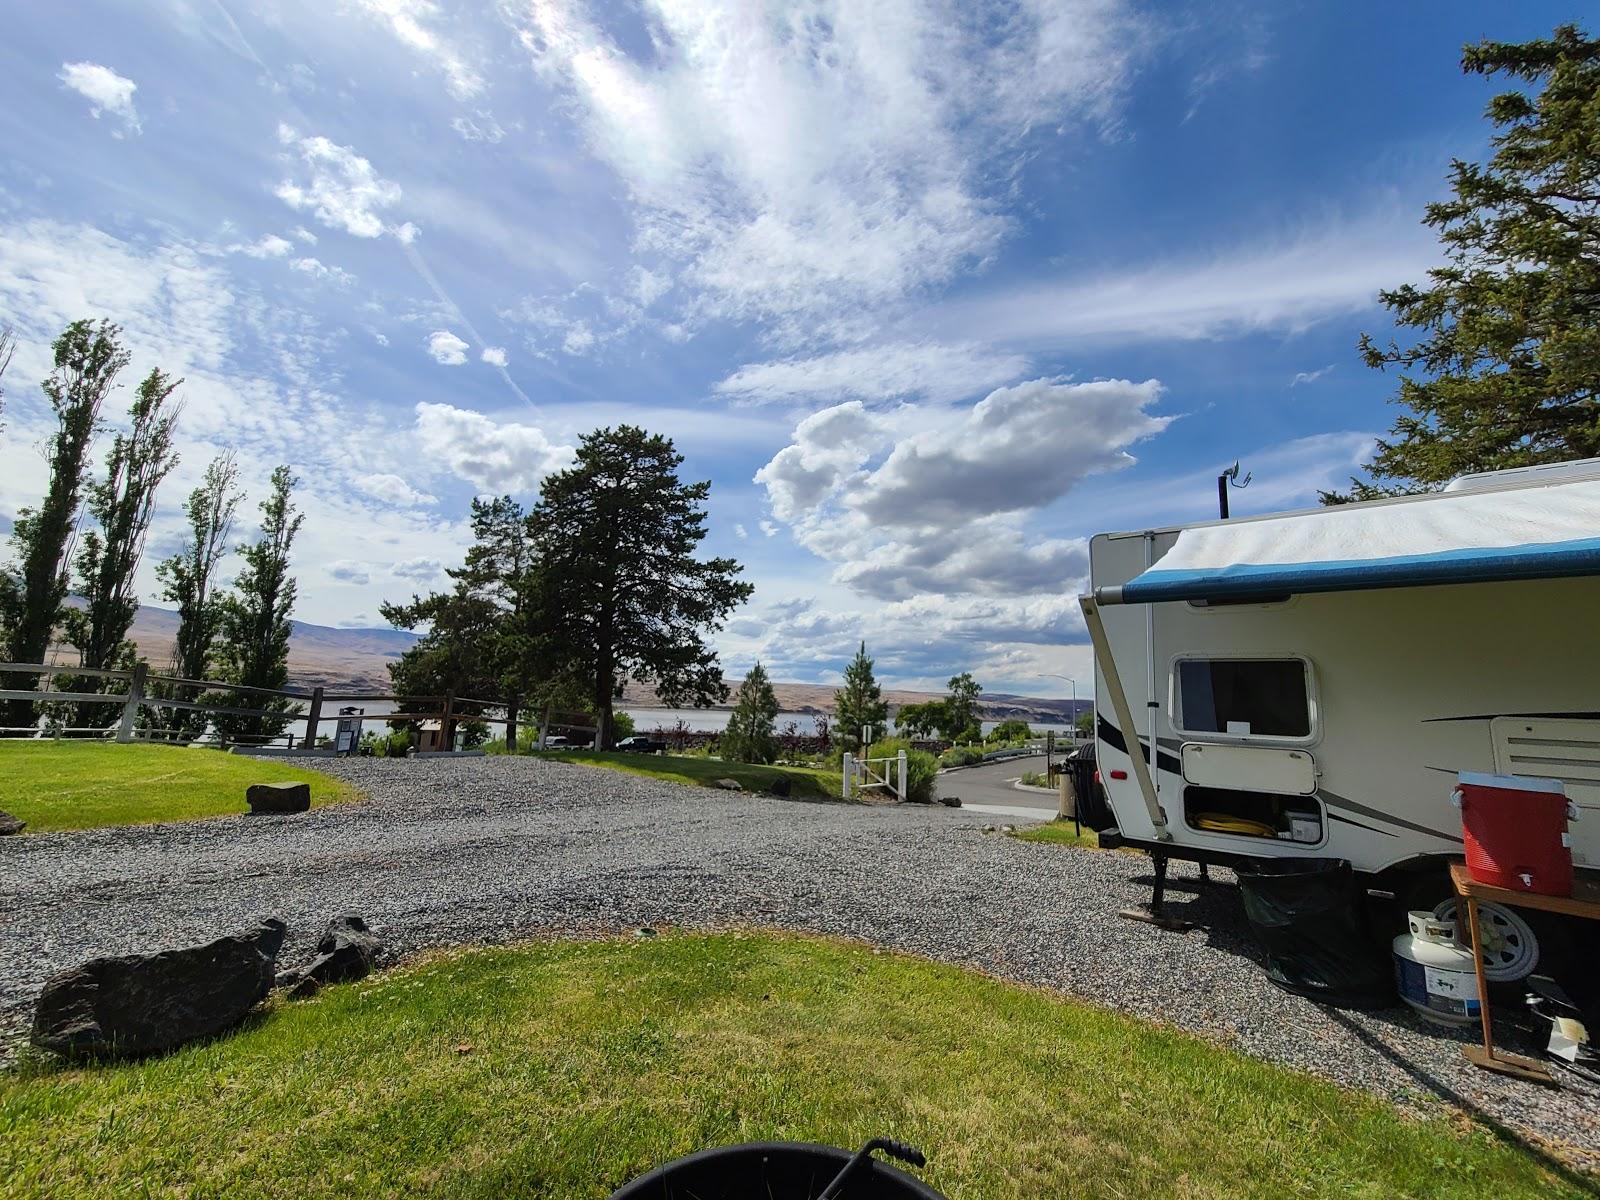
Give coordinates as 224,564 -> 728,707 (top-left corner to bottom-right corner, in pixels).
940,753 -> 1059,818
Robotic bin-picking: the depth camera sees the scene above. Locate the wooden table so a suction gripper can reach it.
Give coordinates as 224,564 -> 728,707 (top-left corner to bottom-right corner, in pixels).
1450,861 -> 1600,1084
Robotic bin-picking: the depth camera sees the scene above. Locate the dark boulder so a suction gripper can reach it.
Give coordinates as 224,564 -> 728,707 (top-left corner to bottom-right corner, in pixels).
32,919 -> 286,1058
764,776 -> 793,798
279,915 -> 380,998
246,782 -> 311,814
938,795 -> 961,807
712,778 -> 743,791
0,810 -> 25,835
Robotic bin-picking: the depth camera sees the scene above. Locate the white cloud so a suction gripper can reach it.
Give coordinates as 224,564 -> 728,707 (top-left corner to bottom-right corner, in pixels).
756,378 -> 1169,602
759,520 -> 778,538
289,256 -> 354,285
413,401 -> 574,492
355,472 -> 437,507
276,126 -> 405,239
426,330 -> 469,365
452,113 -> 506,143
717,342 -> 1030,407
1290,365 -> 1335,387
734,523 -> 748,540
480,345 -> 508,367
357,0 -> 484,99
512,1 -> 1140,342
932,210 -> 1439,349
291,226 -> 319,245
393,221 -> 420,244
58,62 -> 141,135
230,235 -> 293,259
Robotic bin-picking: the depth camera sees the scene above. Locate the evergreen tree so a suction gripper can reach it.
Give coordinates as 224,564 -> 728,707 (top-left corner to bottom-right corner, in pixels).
528,426 -> 752,747
152,452 -> 242,740
211,466 -> 303,744
939,671 -> 983,742
0,324 -> 14,433
1335,25 -> 1600,500
1,320 -> 129,734
722,660 -> 779,764
63,367 -> 182,727
834,641 -> 888,751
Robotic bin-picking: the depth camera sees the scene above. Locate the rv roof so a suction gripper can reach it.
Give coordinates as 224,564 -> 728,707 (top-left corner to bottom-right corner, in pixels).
1101,454 -> 1600,542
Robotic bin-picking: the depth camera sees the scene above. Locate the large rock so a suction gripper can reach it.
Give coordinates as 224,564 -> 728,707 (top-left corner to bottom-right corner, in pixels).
246,781 -> 311,814
279,915 -> 380,998
32,919 -> 286,1058
764,776 -> 793,798
0,810 -> 24,835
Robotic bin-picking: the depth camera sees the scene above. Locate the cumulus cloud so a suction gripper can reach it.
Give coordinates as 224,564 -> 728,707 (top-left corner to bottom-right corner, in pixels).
58,62 -> 141,135
734,523 -> 748,540
413,402 -> 573,492
355,472 -> 437,507
276,125 -> 405,239
452,113 -> 506,143
426,330 -> 469,365
756,377 -> 1168,601
510,1 -> 1139,341
230,235 -> 293,259
392,557 -> 445,581
480,345 -> 508,367
289,256 -> 354,285
327,560 -> 372,585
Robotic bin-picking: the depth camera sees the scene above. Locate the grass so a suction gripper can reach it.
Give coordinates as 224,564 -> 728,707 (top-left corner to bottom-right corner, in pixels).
0,932 -> 1583,1199
0,742 -> 362,833
1011,819 -> 1114,851
534,748 -> 840,799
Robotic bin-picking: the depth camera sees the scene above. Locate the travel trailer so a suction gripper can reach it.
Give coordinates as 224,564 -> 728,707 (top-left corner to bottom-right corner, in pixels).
1083,457 -> 1600,984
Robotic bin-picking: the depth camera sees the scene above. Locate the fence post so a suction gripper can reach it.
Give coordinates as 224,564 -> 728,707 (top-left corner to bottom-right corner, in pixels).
116,663 -> 148,743
304,686 -> 324,750
441,689 -> 456,751
842,752 -> 854,800
897,749 -> 908,802
506,694 -> 519,754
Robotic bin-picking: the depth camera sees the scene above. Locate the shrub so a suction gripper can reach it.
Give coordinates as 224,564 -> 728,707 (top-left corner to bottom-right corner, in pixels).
865,737 -> 939,803
939,746 -> 983,768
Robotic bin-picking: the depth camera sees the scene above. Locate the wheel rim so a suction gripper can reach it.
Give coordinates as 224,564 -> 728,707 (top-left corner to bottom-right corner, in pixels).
1433,898 -> 1540,982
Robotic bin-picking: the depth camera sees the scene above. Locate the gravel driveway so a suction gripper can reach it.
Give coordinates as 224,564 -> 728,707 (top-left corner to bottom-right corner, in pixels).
3,755 -> 1595,1168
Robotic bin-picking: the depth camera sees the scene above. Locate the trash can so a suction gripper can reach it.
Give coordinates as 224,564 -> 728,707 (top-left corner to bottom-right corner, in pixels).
610,1142 -> 947,1199
1235,858 -> 1395,1009
1069,744 -> 1116,832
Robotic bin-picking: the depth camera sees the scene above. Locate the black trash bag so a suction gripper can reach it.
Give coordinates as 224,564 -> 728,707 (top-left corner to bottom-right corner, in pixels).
1235,857 -> 1396,1009
610,1142 -> 947,1200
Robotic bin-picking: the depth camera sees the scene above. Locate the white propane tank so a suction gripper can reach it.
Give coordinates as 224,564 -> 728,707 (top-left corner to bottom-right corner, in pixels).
1393,910 -> 1480,1026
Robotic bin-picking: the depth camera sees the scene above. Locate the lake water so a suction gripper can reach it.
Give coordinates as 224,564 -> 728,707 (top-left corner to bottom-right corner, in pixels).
621,707 -> 1085,737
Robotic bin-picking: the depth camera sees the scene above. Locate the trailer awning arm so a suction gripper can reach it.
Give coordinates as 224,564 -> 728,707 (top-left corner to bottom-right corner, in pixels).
1079,594 -> 1170,840
1096,477 -> 1600,606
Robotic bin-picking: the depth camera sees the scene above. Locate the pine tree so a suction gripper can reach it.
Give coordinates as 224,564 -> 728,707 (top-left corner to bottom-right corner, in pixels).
834,641 -> 888,751
63,367 -> 182,728
1,320 -> 129,734
722,661 -> 779,764
211,466 -> 303,744
529,426 -> 752,747
152,453 -> 242,740
1335,25 -> 1600,500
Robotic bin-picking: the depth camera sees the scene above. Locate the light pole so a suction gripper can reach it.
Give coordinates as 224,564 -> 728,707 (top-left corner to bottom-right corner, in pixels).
1039,672 -> 1079,742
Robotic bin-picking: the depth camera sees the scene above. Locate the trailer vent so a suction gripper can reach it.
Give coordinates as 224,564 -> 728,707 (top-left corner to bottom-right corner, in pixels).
1490,717 -> 1600,816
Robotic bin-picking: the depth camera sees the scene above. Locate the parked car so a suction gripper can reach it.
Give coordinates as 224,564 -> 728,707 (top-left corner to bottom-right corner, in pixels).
616,735 -> 667,754
542,735 -> 572,749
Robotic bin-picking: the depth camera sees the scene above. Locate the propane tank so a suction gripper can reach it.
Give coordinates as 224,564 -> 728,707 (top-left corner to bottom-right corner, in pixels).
1393,910 -> 1480,1027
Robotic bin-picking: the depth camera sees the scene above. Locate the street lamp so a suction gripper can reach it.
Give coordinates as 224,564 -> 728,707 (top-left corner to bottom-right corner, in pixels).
1038,672 -> 1079,741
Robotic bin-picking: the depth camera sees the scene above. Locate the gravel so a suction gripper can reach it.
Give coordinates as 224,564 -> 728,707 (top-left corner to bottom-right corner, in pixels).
3,755 -> 1596,1168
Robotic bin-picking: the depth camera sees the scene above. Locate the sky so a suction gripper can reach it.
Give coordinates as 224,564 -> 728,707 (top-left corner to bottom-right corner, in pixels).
0,1 -> 1584,698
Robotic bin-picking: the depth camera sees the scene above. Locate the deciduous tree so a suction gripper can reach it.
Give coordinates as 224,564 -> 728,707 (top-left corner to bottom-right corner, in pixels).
940,671 -> 983,742
1334,25 -> 1600,500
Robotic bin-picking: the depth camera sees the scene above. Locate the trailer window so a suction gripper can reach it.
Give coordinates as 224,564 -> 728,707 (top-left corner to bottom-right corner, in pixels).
1175,659 -> 1310,738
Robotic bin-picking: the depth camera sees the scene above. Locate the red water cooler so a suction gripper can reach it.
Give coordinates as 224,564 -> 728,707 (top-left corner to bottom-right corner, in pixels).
1453,772 -> 1576,896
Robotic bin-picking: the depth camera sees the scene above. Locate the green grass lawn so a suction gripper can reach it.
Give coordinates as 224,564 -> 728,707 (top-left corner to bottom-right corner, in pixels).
0,932 -> 1581,1199
535,748 -> 840,799
1010,819 -> 1112,851
0,742 -> 362,833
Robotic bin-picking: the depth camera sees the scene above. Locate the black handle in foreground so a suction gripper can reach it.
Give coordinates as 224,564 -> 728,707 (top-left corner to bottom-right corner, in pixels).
816,1138 -> 928,1200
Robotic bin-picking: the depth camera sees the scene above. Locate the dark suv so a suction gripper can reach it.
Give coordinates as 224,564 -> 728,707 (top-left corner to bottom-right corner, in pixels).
616,735 -> 667,754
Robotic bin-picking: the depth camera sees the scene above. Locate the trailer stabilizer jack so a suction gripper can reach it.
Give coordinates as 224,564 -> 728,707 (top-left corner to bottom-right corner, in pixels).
1118,853 -> 1195,932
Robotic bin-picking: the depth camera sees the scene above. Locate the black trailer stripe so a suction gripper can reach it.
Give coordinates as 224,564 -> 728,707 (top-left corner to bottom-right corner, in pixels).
1326,811 -> 1399,838
1096,717 -> 1182,776
1317,787 -> 1462,844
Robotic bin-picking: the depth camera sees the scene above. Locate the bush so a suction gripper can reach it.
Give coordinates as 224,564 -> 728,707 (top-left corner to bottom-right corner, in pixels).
939,746 -> 983,768
360,728 -> 414,758
865,737 -> 939,803
610,711 -> 636,740
1020,770 -> 1050,788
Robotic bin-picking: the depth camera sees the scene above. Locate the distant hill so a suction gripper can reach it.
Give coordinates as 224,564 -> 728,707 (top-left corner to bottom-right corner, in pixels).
111,605 -> 1087,717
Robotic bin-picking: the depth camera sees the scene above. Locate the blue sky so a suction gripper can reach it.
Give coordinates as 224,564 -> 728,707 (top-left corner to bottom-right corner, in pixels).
0,1 -> 1583,695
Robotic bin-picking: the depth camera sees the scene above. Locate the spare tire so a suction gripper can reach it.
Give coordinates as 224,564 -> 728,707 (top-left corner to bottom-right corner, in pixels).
610,1142 -> 947,1199
1235,857 -> 1396,1009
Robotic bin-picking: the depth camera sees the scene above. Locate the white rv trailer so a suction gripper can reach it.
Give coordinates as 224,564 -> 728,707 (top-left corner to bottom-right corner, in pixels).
1082,457 -> 1600,982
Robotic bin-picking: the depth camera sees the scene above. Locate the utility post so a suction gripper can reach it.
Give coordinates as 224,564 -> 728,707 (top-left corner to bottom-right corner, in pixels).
441,688 -> 456,751
303,686 -> 324,750
505,694 -> 519,755
841,752 -> 855,800
116,662 -> 148,743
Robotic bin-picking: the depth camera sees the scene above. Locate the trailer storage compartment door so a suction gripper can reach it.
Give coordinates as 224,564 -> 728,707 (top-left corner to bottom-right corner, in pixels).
1180,743 -> 1316,795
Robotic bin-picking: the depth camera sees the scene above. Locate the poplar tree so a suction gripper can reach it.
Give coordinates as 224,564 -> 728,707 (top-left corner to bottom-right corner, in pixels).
211,466 -> 303,743
152,452 -> 242,740
722,660 -> 779,764
1335,25 -> 1600,499
1,320 -> 128,733
834,641 -> 888,751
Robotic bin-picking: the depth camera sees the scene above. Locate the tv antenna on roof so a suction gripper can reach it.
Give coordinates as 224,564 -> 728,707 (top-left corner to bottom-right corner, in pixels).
1217,461 -> 1251,519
